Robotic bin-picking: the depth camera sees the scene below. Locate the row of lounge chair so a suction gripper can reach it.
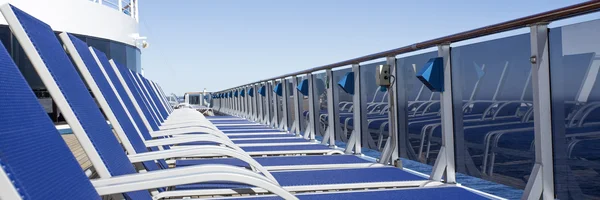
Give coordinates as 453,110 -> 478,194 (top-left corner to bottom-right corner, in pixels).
0,4 -> 499,200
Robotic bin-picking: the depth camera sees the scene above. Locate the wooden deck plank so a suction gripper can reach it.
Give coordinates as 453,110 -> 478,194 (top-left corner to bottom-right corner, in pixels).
61,134 -> 93,171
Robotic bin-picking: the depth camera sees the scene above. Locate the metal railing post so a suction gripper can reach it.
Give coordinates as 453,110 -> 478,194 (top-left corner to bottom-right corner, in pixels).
322,69 -> 339,146
430,44 -> 457,184
392,56 -> 412,159
522,23 -> 554,200
304,73 -> 318,141
271,80 -> 279,128
279,78 -> 289,131
264,82 -> 272,125
291,76 -> 302,135
256,83 -> 263,123
345,64 -> 366,154
379,57 -> 400,164
246,85 -> 251,119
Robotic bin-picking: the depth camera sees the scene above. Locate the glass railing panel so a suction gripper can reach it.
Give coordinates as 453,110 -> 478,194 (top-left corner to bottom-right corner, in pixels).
263,82 -> 270,121
359,61 -> 388,154
293,76 -> 305,134
333,67 -> 353,144
314,72 -> 327,137
298,76 -> 308,135
452,31 -> 531,197
275,80 -> 284,122
396,51 -> 438,173
286,78 -> 294,129
550,19 -> 600,200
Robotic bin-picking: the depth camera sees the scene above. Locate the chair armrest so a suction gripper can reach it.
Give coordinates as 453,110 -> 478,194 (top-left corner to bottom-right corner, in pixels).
144,135 -> 238,152
127,146 -> 276,183
92,164 -> 297,200
150,126 -> 229,140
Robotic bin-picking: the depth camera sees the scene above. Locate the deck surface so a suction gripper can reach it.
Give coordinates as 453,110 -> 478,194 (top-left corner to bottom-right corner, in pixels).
62,134 -> 93,171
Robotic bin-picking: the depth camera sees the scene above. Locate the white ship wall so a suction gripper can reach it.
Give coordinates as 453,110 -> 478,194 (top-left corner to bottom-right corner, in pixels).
0,0 -> 138,46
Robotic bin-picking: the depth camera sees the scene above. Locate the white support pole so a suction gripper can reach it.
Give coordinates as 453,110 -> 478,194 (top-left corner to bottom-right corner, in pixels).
253,84 -> 259,121
271,80 -> 279,128
522,23 -> 554,200
242,86 -> 247,118
248,85 -> 258,122
379,57 -> 399,164
237,88 -> 242,116
246,85 -> 251,119
279,78 -> 289,131
239,88 -> 243,116
323,69 -> 339,146
304,73 -> 319,141
230,90 -> 234,115
291,76 -> 302,135
430,44 -> 456,184
227,91 -> 232,114
232,90 -> 236,115
256,84 -> 263,123
227,91 -> 232,115
264,82 -> 272,125
223,92 -> 227,114
393,56 -> 412,159
134,0 -> 139,22
345,64 -> 365,154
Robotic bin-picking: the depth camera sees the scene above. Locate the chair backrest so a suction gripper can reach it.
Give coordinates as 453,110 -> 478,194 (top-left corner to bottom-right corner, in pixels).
0,29 -> 100,199
129,71 -> 165,122
91,47 -> 158,134
60,33 -> 138,155
138,74 -> 168,119
158,82 -> 173,111
63,34 -> 167,170
107,60 -> 162,131
62,34 -> 149,152
145,76 -> 172,114
1,4 -> 152,199
148,80 -> 172,113
140,75 -> 169,117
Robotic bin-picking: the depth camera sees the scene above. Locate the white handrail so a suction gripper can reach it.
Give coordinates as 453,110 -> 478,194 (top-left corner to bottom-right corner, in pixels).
89,0 -> 138,22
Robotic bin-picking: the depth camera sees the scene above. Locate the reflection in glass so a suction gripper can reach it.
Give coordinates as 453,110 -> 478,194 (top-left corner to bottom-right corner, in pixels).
333,68 -> 353,143
314,72 -> 327,137
396,51 -> 439,173
452,33 -> 532,190
550,19 -> 600,200
359,61 -> 389,151
286,78 -> 294,130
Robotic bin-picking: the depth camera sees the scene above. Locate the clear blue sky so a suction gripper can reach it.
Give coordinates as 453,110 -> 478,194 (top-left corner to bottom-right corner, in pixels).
138,0 -> 591,95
